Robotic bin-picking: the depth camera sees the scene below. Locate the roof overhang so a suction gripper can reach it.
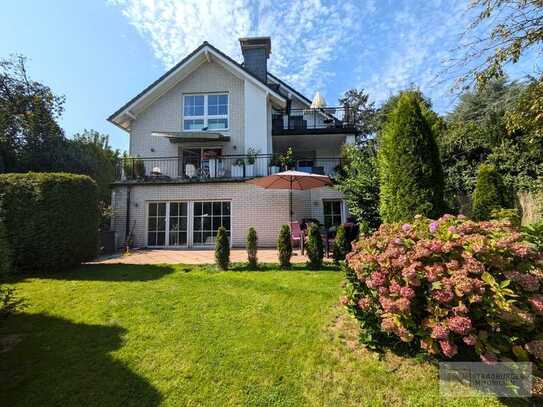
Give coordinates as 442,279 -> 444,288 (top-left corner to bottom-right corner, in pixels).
109,42 -> 287,132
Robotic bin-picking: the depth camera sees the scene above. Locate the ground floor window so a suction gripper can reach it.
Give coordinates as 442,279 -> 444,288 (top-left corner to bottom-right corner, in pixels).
323,200 -> 343,228
193,201 -> 230,245
147,201 -> 230,247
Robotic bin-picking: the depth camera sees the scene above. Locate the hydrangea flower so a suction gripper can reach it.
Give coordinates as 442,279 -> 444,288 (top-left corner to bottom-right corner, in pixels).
429,222 -> 438,233
439,339 -> 458,358
402,223 -> 412,233
448,316 -> 472,335
431,325 -> 449,340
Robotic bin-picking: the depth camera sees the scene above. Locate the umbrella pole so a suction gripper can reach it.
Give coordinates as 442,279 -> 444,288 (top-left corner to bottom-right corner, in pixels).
289,178 -> 293,224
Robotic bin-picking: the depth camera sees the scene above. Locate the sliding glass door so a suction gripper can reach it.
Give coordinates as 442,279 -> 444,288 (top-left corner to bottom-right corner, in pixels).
147,202 -> 166,246
193,201 -> 230,246
147,201 -> 230,247
168,202 -> 188,247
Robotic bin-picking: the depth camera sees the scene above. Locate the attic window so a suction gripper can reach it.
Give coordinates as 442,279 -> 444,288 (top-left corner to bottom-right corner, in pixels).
183,94 -> 228,131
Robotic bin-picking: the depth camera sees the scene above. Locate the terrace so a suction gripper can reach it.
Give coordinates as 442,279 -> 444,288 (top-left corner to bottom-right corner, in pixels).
114,154 -> 343,183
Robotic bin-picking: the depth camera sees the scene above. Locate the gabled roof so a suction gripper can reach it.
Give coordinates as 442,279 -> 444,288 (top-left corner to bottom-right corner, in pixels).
108,42 -> 287,132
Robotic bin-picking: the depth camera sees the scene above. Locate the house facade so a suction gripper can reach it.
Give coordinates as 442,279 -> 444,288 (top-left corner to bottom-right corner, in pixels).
108,37 -> 358,249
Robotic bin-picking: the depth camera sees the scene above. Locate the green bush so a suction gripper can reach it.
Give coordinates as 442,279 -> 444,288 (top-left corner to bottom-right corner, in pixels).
522,220 -> 543,252
0,221 -> 12,274
123,157 -> 145,179
215,226 -> 230,270
471,164 -> 509,220
247,227 -> 258,270
332,224 -> 349,264
277,225 -> 292,269
0,173 -> 99,273
306,224 -> 324,269
491,208 -> 520,227
378,91 -> 445,222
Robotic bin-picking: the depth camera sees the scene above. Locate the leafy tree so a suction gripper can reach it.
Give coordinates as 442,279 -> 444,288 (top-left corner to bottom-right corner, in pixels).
453,0 -> 543,88
336,142 -> 380,233
0,55 -> 65,172
246,227 -> 257,270
471,164 -> 510,220
332,224 -> 349,264
277,225 -> 292,269
338,88 -> 377,139
305,224 -> 323,269
215,226 -> 230,270
378,91 -> 445,222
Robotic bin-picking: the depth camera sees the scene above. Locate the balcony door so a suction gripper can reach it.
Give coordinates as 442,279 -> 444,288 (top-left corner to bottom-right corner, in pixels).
181,147 -> 222,178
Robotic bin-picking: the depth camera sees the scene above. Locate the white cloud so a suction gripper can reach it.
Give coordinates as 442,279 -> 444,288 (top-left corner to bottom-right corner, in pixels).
108,0 -> 375,95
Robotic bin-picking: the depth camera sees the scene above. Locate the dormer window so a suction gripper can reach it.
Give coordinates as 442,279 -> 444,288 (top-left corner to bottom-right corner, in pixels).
183,93 -> 228,131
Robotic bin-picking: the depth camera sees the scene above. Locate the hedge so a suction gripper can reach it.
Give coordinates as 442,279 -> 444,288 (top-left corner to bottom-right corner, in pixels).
0,173 -> 99,273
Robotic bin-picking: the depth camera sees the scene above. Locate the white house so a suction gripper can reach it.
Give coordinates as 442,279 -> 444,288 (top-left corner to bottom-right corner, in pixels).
108,37 -> 358,249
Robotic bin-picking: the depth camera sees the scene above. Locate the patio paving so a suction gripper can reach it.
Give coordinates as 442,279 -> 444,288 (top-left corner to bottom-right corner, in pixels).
92,249 -> 310,265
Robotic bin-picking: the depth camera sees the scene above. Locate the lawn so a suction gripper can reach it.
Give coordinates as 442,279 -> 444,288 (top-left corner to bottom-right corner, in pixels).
1,264 -> 510,406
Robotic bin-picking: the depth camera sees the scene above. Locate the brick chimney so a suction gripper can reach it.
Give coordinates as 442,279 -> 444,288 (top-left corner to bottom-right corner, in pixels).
239,37 -> 271,83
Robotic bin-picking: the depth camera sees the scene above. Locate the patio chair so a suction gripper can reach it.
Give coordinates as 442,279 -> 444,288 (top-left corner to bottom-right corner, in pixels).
290,221 -> 303,251
185,164 -> 196,178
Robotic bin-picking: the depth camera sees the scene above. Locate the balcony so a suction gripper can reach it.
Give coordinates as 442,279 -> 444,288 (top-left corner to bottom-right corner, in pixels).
115,154 -> 342,183
272,106 -> 357,135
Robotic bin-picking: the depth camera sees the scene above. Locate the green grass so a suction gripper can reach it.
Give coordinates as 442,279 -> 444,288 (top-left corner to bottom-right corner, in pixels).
1,264 -> 511,406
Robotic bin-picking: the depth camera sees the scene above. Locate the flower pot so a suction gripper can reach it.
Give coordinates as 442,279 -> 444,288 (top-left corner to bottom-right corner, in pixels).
231,164 -> 244,178
245,164 -> 255,177
270,165 -> 280,174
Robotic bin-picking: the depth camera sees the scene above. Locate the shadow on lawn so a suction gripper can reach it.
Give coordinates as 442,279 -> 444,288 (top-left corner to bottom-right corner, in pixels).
0,312 -> 161,406
6,264 -> 176,282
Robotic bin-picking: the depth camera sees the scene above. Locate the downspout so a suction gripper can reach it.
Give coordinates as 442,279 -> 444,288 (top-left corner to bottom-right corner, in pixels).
125,185 -> 131,242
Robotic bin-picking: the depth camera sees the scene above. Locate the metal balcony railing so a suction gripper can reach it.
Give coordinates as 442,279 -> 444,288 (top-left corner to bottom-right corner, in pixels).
115,154 -> 343,182
272,106 -> 356,131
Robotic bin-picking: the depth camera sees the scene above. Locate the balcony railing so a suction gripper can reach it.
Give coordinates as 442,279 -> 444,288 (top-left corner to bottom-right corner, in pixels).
115,154 -> 342,182
272,106 -> 357,132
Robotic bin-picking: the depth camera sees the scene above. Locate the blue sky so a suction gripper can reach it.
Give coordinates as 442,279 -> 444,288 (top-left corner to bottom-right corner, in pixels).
1,0 -> 540,152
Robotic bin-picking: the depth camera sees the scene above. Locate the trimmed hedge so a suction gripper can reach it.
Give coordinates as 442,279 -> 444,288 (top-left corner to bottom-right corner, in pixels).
0,173 -> 99,273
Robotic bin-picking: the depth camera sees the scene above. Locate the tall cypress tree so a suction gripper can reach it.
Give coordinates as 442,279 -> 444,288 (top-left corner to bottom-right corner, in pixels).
378,91 -> 445,223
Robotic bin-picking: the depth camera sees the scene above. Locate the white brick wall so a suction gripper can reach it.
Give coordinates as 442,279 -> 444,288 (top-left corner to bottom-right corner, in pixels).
110,182 -> 345,249
129,61 -> 245,158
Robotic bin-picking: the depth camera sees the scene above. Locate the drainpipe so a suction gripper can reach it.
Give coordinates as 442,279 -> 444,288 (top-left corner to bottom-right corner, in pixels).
125,185 -> 131,242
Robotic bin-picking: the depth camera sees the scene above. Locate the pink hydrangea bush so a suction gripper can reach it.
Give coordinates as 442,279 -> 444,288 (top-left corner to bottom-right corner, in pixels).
344,214 -> 543,366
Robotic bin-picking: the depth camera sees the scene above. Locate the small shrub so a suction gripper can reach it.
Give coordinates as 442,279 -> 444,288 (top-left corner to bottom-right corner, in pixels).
277,225 -> 292,269
522,220 -> 543,252
215,226 -> 230,270
332,224 -> 349,264
344,215 -> 543,366
0,173 -> 99,273
491,208 -> 520,227
247,227 -> 258,270
306,224 -> 324,269
471,164 -> 509,220
123,157 -> 145,179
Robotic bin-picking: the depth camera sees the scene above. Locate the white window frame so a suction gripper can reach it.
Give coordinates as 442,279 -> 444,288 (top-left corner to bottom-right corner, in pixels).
183,93 -> 229,132
145,200 -> 232,248
323,199 -> 344,227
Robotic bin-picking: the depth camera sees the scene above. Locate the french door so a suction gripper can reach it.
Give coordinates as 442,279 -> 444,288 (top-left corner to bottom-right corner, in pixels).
147,201 -> 230,247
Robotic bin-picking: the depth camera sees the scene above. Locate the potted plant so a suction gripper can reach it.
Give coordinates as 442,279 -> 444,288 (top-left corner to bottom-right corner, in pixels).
278,147 -> 295,170
245,147 -> 259,177
269,156 -> 281,174
123,156 -> 146,179
231,158 -> 245,178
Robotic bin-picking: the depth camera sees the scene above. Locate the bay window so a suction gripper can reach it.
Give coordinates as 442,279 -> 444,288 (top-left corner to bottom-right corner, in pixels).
183,93 -> 229,131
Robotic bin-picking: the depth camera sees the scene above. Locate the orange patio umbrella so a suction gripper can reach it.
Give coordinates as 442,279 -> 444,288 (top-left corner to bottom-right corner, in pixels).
246,170 -> 333,223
